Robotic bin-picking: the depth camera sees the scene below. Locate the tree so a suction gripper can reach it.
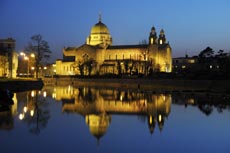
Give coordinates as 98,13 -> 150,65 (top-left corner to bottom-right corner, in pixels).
216,49 -> 227,58
26,34 -> 52,78
117,61 -> 122,76
198,46 -> 214,58
124,60 -> 129,74
84,58 -> 96,76
73,58 -> 96,76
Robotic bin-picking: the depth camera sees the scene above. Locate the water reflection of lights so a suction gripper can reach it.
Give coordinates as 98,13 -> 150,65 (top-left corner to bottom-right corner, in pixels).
18,91 -> 35,120
30,110 -> 34,117
187,98 -> 195,105
68,85 -> 71,92
149,116 -> 153,124
52,93 -> 56,99
31,91 -> 35,97
19,114 -> 24,120
43,91 -> 47,97
23,106 -> 28,113
158,114 -> 162,123
19,107 -> 35,120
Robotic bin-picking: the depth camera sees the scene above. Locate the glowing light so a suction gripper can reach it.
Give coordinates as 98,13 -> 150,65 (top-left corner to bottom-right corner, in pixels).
30,110 -> 34,117
24,56 -> 29,60
150,38 -> 153,44
44,66 -> 47,70
20,52 -> 25,56
210,65 -> 213,69
23,106 -> 28,113
52,93 -> 56,99
160,40 -> 163,44
188,59 -> 195,63
19,113 -> 24,120
30,53 -> 35,58
43,91 -> 47,97
149,116 -> 153,124
187,98 -> 195,105
163,95 -> 166,101
31,91 -> 35,97
158,114 -> 162,122
120,95 -> 123,101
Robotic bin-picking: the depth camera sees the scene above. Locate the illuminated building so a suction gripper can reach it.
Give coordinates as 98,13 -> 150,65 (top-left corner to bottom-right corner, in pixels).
56,15 -> 172,75
0,38 -> 18,78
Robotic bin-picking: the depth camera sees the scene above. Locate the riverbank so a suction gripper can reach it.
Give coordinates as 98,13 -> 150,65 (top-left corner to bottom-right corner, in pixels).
0,78 -> 44,92
43,77 -> 230,94
1,77 -> 229,94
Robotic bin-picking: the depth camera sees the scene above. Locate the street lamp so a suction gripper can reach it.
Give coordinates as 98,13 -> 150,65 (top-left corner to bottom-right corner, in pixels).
19,52 -> 35,78
23,56 -> 29,77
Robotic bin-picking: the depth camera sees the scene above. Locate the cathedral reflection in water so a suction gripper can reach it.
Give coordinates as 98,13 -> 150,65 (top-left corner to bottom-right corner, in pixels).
53,86 -> 171,140
2,86 -> 228,142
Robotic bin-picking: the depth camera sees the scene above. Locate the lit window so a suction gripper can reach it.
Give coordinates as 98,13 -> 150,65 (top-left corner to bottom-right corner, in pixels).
182,65 -> 186,69
151,38 -> 153,44
188,59 -> 195,63
160,40 -> 163,45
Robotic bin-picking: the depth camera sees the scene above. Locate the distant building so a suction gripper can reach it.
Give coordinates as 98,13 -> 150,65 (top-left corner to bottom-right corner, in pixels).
0,38 -> 18,78
172,56 -> 198,73
56,15 -> 172,76
172,54 -> 229,79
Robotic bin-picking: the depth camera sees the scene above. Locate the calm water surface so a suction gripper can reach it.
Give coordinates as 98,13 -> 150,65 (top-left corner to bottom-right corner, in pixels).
1,86 -> 230,153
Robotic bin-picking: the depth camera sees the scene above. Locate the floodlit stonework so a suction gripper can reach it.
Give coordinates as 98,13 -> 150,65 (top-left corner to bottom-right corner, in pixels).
0,38 -> 18,78
56,16 -> 172,76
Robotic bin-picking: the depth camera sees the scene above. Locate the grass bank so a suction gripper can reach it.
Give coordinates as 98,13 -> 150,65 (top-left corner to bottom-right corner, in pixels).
0,78 -> 44,92
46,77 -> 230,94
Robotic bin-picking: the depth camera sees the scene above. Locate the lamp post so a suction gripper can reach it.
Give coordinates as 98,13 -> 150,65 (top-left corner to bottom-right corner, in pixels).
24,56 -> 29,77
20,52 -> 35,78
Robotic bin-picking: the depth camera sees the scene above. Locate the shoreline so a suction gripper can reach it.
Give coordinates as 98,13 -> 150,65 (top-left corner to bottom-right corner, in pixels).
1,78 -> 229,94
43,78 -> 230,94
0,79 -> 44,92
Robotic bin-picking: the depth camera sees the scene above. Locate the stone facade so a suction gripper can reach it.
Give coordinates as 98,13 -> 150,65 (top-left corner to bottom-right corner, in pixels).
56,16 -> 172,76
0,38 -> 18,78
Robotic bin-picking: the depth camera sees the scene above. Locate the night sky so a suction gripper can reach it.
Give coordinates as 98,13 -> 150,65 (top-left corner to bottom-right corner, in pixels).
1,0 -> 230,62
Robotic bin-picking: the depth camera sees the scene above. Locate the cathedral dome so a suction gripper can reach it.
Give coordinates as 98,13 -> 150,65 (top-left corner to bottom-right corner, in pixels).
91,21 -> 110,34
86,15 -> 112,46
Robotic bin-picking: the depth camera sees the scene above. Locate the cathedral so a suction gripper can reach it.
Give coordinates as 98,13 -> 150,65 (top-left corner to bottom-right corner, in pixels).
56,15 -> 172,76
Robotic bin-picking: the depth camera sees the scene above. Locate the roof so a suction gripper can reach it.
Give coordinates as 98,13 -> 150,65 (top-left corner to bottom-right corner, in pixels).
107,44 -> 148,50
65,47 -> 77,51
64,44 -> 101,52
91,21 -> 110,34
158,44 -> 170,50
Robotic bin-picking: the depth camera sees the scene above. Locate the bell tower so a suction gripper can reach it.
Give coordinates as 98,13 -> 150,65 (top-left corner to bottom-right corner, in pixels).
158,29 -> 166,45
149,26 -> 158,45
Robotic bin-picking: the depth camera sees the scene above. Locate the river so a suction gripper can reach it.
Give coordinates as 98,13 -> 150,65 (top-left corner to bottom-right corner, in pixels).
1,85 -> 230,153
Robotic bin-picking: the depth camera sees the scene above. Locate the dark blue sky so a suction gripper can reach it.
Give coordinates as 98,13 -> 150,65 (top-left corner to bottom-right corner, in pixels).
1,0 -> 230,62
